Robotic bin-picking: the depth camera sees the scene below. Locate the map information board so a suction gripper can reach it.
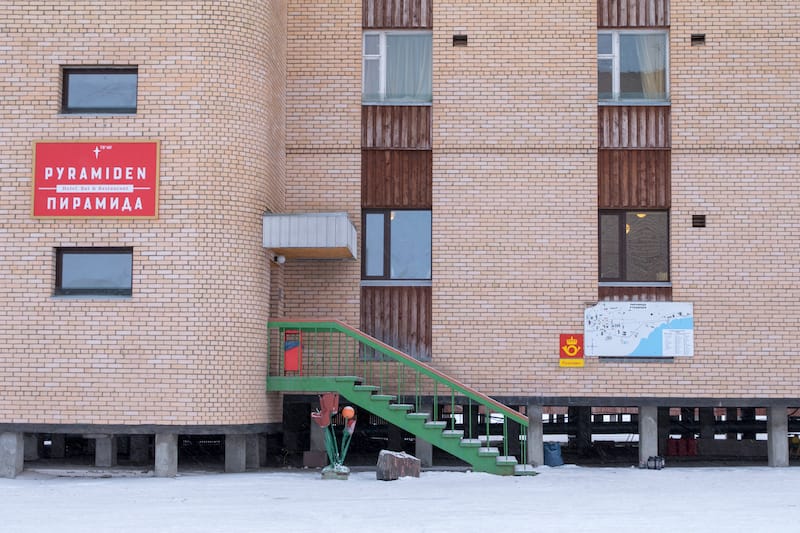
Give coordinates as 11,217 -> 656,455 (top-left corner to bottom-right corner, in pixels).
584,302 -> 694,357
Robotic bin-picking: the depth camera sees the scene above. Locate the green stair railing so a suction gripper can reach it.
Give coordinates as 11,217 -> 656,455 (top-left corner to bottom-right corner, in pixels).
267,319 -> 529,468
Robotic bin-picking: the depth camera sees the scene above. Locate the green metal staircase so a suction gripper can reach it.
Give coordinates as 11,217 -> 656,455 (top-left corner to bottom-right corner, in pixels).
267,320 -> 535,476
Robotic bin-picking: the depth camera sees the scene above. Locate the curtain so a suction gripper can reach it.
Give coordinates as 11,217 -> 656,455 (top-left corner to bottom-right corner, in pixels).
633,34 -> 666,99
385,34 -> 432,102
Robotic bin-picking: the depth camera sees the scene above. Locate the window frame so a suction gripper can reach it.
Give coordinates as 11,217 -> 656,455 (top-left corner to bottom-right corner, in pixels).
55,247 -> 134,296
362,30 -> 433,106
61,66 -> 139,114
597,30 -> 669,105
361,209 -> 432,282
599,210 -> 670,283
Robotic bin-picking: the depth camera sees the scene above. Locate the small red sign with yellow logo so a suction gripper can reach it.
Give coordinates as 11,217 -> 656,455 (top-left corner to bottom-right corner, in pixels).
559,334 -> 584,367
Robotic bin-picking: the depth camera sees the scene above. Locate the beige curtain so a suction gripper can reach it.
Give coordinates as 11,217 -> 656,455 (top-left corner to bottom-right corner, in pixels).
635,34 -> 666,99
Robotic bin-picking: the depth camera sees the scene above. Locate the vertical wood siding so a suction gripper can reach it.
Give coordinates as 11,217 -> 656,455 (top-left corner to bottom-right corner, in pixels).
363,0 -> 432,29
362,105 -> 432,149
598,149 -> 670,208
598,106 -> 671,149
597,0 -> 670,28
362,149 -> 432,208
598,286 -> 672,301
361,285 -> 432,361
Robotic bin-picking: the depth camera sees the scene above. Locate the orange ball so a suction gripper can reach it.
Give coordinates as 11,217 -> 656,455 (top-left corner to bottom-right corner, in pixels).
341,406 -> 355,419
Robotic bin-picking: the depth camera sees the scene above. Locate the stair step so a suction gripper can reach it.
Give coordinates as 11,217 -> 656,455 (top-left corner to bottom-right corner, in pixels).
406,412 -> 430,420
460,439 -> 481,448
423,421 -> 447,429
335,376 -> 362,383
388,404 -> 414,411
496,455 -> 519,466
514,464 -> 539,476
371,394 -> 397,402
442,430 -> 464,439
478,447 -> 500,457
352,385 -> 380,392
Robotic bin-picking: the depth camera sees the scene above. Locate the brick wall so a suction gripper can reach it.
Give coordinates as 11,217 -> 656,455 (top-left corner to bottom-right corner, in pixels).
0,1 -> 286,425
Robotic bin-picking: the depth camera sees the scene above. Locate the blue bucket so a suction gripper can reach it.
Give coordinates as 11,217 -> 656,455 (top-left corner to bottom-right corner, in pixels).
543,442 -> 564,467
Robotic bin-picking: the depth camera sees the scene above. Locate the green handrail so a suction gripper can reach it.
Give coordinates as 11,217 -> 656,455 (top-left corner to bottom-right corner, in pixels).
268,319 -> 529,427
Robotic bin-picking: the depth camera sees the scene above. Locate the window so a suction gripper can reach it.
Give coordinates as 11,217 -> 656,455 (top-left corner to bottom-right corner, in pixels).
62,67 -> 138,113
55,248 -> 133,296
363,32 -> 432,104
598,31 -> 668,103
363,210 -> 431,280
599,211 -> 669,282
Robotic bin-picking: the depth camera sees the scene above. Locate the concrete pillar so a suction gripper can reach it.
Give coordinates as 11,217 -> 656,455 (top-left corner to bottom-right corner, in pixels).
415,437 -> 432,467
526,404 -> 544,466
464,405 -> 480,439
49,434 -> 66,459
741,408 -> 756,440
24,434 -> 40,461
129,435 -> 150,464
309,423 -> 326,452
638,406 -> 658,467
246,434 -> 260,469
657,407 -> 670,456
155,434 -> 178,477
726,408 -> 739,439
388,425 -> 404,451
95,436 -> 118,467
571,407 -> 592,456
699,408 -> 716,441
225,434 -> 247,473
768,405 -> 789,467
0,432 -> 24,478
507,408 -> 522,457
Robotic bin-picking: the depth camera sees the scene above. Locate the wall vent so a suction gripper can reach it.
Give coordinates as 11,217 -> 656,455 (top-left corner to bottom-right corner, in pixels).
692,215 -> 706,228
691,34 -> 706,46
453,35 -> 468,47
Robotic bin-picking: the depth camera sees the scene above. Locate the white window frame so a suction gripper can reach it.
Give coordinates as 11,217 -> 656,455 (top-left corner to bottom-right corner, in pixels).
598,30 -> 670,105
362,30 -> 432,105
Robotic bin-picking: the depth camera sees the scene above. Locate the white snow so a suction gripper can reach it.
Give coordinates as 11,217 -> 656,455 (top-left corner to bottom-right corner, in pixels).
1,465 -> 799,532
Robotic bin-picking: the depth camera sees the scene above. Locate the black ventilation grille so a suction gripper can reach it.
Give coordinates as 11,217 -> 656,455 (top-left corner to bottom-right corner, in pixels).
692,215 -> 706,228
453,35 -> 468,47
691,34 -> 706,46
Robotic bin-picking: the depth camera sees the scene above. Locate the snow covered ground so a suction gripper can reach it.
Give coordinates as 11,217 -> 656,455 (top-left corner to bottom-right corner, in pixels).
1,465 -> 798,532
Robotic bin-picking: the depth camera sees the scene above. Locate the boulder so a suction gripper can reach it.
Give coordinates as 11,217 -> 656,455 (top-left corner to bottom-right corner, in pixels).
376,450 -> 420,481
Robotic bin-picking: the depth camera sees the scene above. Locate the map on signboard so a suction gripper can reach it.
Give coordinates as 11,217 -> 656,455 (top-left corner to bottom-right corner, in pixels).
584,302 -> 694,357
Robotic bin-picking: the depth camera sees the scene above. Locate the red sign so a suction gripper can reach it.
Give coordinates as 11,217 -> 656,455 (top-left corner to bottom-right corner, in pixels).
33,140 -> 159,218
559,334 -> 585,368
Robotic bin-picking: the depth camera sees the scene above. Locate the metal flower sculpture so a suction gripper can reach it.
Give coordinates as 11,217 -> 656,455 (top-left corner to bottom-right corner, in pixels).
311,393 -> 357,479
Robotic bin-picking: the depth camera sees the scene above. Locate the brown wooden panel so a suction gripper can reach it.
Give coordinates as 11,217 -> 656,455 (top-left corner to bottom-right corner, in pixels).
362,150 -> 432,209
598,0 -> 669,28
598,106 -> 671,149
362,106 -> 432,149
598,149 -> 670,209
598,286 -> 672,301
363,0 -> 432,29
361,285 -> 432,361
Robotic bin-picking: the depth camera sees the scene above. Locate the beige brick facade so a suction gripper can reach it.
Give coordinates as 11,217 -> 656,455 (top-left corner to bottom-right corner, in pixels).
0,1 -> 286,426
1,0 -> 799,439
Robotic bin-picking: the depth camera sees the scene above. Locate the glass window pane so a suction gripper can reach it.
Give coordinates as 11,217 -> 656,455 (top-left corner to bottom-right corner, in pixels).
365,213 -> 385,277
599,214 -> 621,280
363,58 -> 381,102
60,251 -> 132,290
619,34 -> 666,100
364,34 -> 380,55
625,212 -> 669,281
385,33 -> 432,103
598,33 -> 612,55
390,210 -> 431,279
66,71 -> 137,111
598,58 -> 613,100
